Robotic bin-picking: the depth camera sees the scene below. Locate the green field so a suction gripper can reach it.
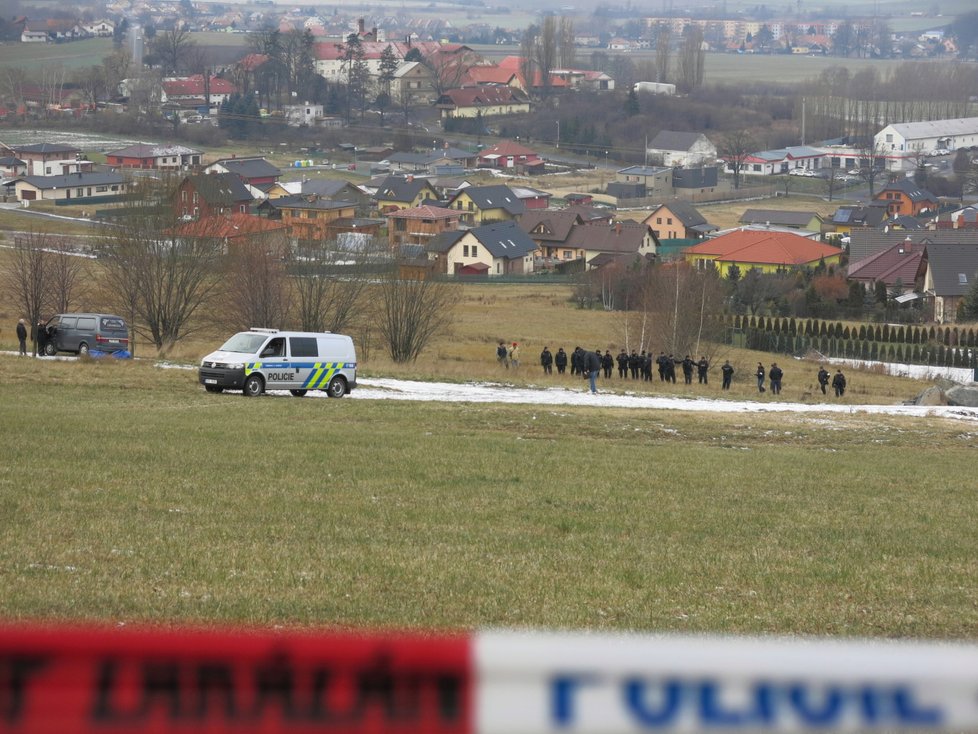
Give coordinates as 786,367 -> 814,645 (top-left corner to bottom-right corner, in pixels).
1,354 -> 977,636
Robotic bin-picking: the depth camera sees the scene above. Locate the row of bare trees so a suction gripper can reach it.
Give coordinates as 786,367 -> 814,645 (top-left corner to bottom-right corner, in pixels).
2,184 -> 460,362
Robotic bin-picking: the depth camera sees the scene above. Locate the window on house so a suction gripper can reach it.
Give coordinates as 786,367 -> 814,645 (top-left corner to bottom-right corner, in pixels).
463,245 -> 469,257
468,202 -> 474,211
667,218 -> 673,225
181,190 -> 187,202
45,167 -> 51,174
193,193 -> 199,204
960,273 -> 968,285
656,217 -> 662,224
753,164 -> 761,171
472,246 -> 477,257
96,186 -> 107,192
885,134 -> 893,142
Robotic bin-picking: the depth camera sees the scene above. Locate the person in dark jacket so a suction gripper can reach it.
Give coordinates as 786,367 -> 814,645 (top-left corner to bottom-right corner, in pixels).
832,369 -> 847,397
555,347 -> 568,374
585,349 -> 601,394
496,341 -> 509,368
721,360 -> 734,390
697,356 -> 709,384
817,366 -> 830,395
616,349 -> 628,379
540,346 -> 553,375
642,352 -> 653,381
570,346 -> 582,376
756,362 -> 766,392
16,319 -> 28,356
602,350 -> 613,378
681,355 -> 694,385
35,319 -> 48,356
656,352 -> 667,381
769,363 -> 783,395
628,351 -> 641,380
666,355 -> 677,384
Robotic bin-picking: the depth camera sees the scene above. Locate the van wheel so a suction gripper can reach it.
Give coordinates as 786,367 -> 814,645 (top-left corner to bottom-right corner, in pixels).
326,376 -> 347,398
289,389 -> 308,397
243,374 -> 264,397
44,343 -> 56,356
205,385 -> 223,393
78,342 -> 89,356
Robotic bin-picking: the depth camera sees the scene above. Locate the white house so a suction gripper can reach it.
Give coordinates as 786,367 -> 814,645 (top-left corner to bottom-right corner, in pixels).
646,130 -> 716,167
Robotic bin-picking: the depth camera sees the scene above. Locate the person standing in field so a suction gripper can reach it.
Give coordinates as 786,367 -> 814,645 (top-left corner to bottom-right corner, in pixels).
571,346 -> 582,376
832,369 -> 847,397
602,350 -> 614,379
16,319 -> 28,356
756,362 -> 766,392
585,349 -> 601,394
721,360 -> 734,390
769,363 -> 783,395
697,356 -> 709,384
540,346 -> 553,375
617,349 -> 628,379
555,347 -> 568,374
497,341 -> 509,369
508,342 -> 520,368
681,355 -> 694,385
817,365 -> 830,395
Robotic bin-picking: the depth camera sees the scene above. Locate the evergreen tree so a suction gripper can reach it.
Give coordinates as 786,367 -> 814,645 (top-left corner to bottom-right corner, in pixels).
957,273 -> 978,322
624,87 -> 640,116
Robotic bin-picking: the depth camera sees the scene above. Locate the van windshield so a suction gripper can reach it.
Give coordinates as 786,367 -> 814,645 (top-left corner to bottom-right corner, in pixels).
219,333 -> 271,354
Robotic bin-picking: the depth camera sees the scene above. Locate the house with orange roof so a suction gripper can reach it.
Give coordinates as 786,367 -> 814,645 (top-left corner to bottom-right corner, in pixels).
873,179 -> 939,218
172,212 -> 289,255
460,65 -> 526,93
683,230 -> 843,277
387,204 -> 460,250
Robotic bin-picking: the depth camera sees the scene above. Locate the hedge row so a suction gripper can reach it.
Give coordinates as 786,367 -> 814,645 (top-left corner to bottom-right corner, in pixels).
728,315 -> 978,349
731,330 -> 977,368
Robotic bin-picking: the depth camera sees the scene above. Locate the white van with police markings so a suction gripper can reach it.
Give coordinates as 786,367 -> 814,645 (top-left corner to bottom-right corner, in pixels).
199,328 -> 357,398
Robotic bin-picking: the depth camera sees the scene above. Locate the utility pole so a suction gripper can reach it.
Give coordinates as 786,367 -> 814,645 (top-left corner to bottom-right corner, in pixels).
801,97 -> 806,147
556,119 -> 559,149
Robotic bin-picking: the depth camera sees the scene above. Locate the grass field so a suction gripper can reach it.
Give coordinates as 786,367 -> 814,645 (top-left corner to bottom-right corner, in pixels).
1,354 -> 976,636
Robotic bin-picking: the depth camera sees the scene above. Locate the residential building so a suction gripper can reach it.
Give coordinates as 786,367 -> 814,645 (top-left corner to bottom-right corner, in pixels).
392,62 -> 436,105
921,243 -> 978,322
518,210 -> 585,261
739,209 -> 824,233
428,220 -> 537,276
172,212 -> 289,254
162,75 -> 237,112
476,141 -> 542,172
733,145 -> 825,176
447,184 -> 525,225
847,236 -> 926,292
683,229 -> 843,277
565,220 -> 659,267
374,176 -> 439,213
4,143 -> 87,176
263,195 -> 358,242
176,173 -> 253,219
205,156 -> 281,188
12,171 -> 129,203
610,166 -> 672,199
829,204 -> 888,238
874,179 -> 939,218
646,131 -> 717,167
105,143 -> 202,170
643,201 -> 716,240
387,204 -> 460,250
435,87 -> 530,120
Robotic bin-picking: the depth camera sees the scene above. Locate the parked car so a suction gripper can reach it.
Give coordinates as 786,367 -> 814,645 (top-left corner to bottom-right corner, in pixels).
42,313 -> 129,356
929,148 -> 951,157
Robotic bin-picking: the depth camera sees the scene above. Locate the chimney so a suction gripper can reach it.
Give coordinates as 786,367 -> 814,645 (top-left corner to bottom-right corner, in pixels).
903,236 -> 912,253
615,222 -> 621,235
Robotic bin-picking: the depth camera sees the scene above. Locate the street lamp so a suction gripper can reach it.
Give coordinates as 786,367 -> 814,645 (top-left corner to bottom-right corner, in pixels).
555,119 -> 559,149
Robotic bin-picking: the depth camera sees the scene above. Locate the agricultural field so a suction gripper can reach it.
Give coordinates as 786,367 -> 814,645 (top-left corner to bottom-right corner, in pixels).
3,269 -> 978,636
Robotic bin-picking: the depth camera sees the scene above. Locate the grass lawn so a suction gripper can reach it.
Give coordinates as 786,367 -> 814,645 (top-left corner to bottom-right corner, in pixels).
1,354 -> 976,636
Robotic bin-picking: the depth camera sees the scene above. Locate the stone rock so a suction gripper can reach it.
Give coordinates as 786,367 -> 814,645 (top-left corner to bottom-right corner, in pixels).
933,377 -> 961,391
913,386 -> 947,406
945,385 -> 978,408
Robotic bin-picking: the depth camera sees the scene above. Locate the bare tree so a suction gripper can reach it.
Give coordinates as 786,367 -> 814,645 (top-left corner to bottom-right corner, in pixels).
645,262 -> 726,357
677,24 -> 705,93
98,182 -> 224,355
558,17 -> 576,69
378,276 -> 461,363
718,129 -> 756,189
535,16 -> 558,97
47,239 -> 86,314
2,232 -> 50,356
222,235 -> 293,331
150,27 -> 196,74
654,26 -> 672,84
856,140 -> 889,197
292,243 -> 371,333
519,26 -> 538,96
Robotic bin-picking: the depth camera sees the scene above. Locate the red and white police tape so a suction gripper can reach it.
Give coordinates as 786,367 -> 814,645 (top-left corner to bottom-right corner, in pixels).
2,625 -> 978,733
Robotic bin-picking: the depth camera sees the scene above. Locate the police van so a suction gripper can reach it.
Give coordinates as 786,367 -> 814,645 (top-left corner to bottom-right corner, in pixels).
198,329 -> 357,398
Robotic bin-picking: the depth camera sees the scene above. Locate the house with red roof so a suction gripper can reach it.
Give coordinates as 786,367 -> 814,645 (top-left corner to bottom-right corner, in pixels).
847,236 -> 925,291
173,213 -> 289,255
460,65 -> 526,92
476,141 -> 542,172
387,204 -> 460,250
682,230 -> 843,277
162,75 -> 237,114
435,87 -> 529,120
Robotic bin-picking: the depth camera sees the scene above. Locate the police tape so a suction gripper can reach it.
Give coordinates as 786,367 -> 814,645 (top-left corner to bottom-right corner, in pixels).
3,626 -> 978,733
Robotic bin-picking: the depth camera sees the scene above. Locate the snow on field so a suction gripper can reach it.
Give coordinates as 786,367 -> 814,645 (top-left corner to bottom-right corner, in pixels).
8,352 -> 978,422
0,129 -> 144,151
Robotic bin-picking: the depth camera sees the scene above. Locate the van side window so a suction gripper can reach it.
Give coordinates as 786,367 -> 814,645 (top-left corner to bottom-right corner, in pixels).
290,337 -> 318,357
77,317 -> 96,330
260,338 -> 285,358
60,317 -> 77,329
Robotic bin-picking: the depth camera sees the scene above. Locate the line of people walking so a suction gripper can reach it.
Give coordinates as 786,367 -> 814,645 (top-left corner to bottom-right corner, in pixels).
501,342 -> 849,399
